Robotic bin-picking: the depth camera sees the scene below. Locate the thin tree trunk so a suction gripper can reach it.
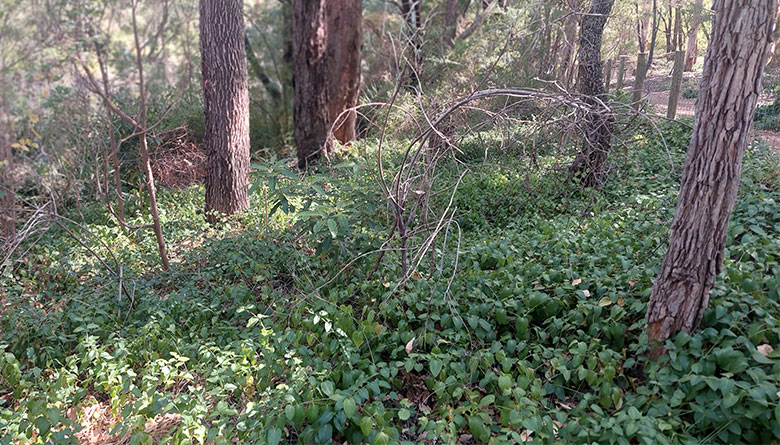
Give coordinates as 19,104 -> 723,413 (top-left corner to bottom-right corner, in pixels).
401,0 -> 423,82
444,0 -> 458,47
683,0 -> 703,71
570,0 -> 615,187
200,0 -> 251,217
133,1 -> 169,270
0,84 -> 13,244
292,0 -> 332,168
326,0 -> 362,145
647,0 -> 777,356
96,42 -> 125,221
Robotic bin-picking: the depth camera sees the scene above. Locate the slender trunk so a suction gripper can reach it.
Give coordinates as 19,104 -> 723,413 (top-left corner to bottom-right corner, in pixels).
570,0 -> 615,188
292,0 -> 332,168
401,0 -> 423,82
200,0 -> 251,217
444,0 -> 458,47
0,85 -> 13,244
647,0 -> 777,356
96,43 -> 125,221
133,0 -> 169,270
683,0 -> 703,71
326,0 -> 362,145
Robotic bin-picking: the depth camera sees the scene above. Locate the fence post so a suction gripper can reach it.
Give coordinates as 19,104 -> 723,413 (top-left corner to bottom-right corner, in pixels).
631,52 -> 648,110
616,55 -> 627,91
604,58 -> 613,93
667,50 -> 686,120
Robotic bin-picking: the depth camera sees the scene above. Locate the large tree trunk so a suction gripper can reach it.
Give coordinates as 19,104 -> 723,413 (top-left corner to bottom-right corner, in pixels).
326,0 -> 362,145
683,0 -> 704,71
200,0 -> 251,218
570,0 -> 615,188
292,0 -> 332,168
0,86 -> 13,245
647,0 -> 776,355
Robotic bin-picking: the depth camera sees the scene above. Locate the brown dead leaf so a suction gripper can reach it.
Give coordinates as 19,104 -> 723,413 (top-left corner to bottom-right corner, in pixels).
406,337 -> 415,354
758,344 -> 774,356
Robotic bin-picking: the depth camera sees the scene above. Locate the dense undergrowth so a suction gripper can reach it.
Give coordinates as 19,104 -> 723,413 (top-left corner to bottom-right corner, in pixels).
3,121 -> 780,444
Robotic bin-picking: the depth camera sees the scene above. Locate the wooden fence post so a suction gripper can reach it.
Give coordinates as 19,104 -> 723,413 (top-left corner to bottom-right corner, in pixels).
631,52 -> 648,110
616,55 -> 627,91
604,58 -> 613,93
667,50 -> 686,119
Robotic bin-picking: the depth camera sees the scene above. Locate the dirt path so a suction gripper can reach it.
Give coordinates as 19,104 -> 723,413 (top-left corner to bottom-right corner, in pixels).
643,72 -> 780,153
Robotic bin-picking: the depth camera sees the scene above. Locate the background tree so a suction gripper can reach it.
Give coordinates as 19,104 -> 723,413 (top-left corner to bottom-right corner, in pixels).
571,0 -> 615,187
326,0 -> 362,145
683,0 -> 703,71
200,0 -> 251,218
292,0 -> 331,168
647,0 -> 777,354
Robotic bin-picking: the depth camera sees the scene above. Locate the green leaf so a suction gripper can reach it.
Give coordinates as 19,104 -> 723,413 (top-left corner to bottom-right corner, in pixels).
375,431 -> 390,445
316,423 -> 332,443
267,427 -> 282,445
498,375 -> 512,392
360,416 -> 372,436
327,219 -> 338,238
398,408 -> 410,420
285,405 -> 295,421
321,381 -> 335,397
429,358 -> 443,378
343,398 -> 357,419
468,416 -> 489,442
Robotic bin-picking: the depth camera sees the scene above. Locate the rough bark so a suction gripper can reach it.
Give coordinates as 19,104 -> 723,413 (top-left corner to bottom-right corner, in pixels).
326,0 -> 362,145
200,0 -> 251,217
570,0 -> 615,188
683,0 -> 704,71
292,0 -> 332,168
631,52 -> 648,109
647,0 -> 777,355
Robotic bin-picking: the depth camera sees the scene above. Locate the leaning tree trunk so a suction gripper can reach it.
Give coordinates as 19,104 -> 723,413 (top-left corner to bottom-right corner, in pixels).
326,0 -> 362,145
683,0 -> 703,71
570,0 -> 615,187
647,0 -> 777,356
292,0 -> 332,168
200,0 -> 251,218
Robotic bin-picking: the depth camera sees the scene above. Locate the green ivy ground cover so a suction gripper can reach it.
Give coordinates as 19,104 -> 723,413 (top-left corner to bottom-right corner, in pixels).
2,122 -> 780,444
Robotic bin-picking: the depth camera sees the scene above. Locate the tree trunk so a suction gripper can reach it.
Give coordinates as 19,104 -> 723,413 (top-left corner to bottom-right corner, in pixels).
683,0 -> 704,71
401,0 -> 423,83
647,0 -> 777,356
444,0 -> 458,47
200,0 -> 251,217
0,86 -> 14,245
292,0 -> 332,168
558,13 -> 579,86
326,0 -> 362,145
570,0 -> 615,188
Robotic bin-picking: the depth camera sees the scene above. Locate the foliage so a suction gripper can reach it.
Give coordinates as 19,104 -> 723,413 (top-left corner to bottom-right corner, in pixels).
3,122 -> 780,444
